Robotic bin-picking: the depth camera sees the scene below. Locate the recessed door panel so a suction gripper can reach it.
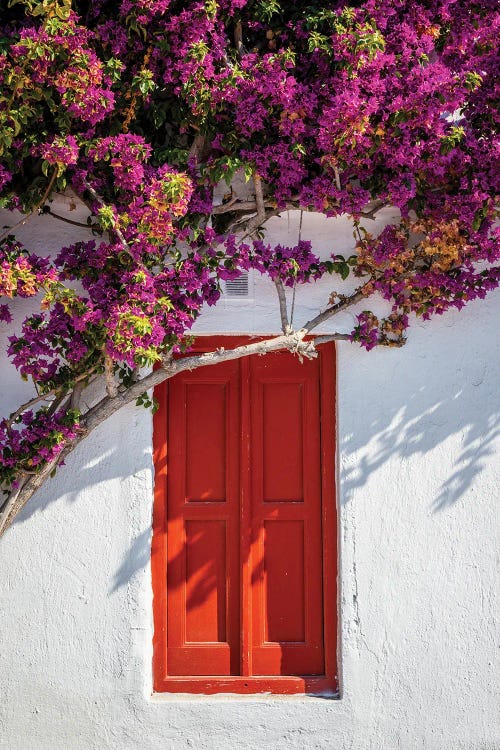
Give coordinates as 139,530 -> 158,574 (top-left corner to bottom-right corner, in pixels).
185,520 -> 227,643
185,382 -> 227,502
264,520 -> 305,642
262,382 -> 304,502
166,361 -> 240,676
250,353 -> 325,677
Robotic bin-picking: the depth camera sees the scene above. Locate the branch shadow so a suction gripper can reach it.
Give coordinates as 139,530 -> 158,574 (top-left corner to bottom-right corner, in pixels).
5,310 -> 499,599
111,527 -> 152,594
432,413 -> 499,511
339,338 -> 500,512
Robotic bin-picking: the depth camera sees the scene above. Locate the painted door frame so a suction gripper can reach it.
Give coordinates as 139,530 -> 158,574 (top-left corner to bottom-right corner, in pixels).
151,336 -> 338,695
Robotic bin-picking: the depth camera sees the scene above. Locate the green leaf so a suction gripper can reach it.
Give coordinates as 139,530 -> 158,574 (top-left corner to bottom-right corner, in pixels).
243,163 -> 254,182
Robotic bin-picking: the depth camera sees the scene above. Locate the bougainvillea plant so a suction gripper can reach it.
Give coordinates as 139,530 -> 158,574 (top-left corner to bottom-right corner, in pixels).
0,0 -> 498,535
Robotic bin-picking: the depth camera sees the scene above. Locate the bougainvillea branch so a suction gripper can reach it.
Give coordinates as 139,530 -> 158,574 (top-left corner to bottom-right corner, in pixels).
0,0 -> 498,535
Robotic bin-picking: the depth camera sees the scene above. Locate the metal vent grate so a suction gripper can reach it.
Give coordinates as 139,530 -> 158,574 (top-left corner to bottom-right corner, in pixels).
224,272 -> 250,298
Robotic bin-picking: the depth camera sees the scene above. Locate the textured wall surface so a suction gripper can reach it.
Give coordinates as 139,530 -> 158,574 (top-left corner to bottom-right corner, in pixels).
0,201 -> 499,750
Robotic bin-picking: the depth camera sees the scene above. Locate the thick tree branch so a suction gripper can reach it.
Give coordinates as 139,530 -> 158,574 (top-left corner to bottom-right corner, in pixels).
0,168 -> 58,243
71,381 -> 85,410
334,167 -> 341,191
216,173 -> 281,238
275,279 -> 290,333
81,179 -> 131,253
0,477 -> 27,533
253,173 -> 266,224
357,200 -> 389,221
238,208 -> 282,240
7,391 -> 57,430
5,370 -> 96,430
212,197 -> 389,223
46,392 -> 68,418
0,330 -> 350,537
314,333 -> 351,344
212,199 -> 277,215
234,20 -> 244,57
0,441 -> 74,536
104,355 -> 118,398
46,208 -> 102,233
303,281 -> 373,332
189,133 -> 207,162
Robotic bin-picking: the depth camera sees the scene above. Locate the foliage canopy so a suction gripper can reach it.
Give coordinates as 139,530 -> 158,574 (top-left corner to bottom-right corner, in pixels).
0,0 -> 498,531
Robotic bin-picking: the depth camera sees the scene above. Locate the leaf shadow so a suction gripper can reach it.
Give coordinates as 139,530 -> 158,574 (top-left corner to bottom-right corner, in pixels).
339,338 -> 499,513
6,312 -> 500,598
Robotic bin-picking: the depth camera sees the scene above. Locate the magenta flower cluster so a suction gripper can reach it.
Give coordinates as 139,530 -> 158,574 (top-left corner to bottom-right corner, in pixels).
224,239 -> 324,287
0,409 -> 80,488
39,136 -> 80,167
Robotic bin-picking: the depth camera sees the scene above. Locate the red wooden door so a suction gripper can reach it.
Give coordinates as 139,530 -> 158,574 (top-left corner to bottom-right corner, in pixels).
152,338 -> 338,694
248,353 -> 325,676
165,360 -> 241,676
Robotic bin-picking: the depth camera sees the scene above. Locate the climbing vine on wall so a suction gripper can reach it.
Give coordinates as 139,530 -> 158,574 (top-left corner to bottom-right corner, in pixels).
0,0 -> 498,533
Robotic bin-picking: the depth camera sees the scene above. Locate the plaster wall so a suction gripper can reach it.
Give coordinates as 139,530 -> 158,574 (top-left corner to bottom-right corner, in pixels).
0,200 -> 499,750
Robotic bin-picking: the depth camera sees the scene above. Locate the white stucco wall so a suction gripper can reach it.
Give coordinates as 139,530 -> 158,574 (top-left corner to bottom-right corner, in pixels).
0,200 -> 499,750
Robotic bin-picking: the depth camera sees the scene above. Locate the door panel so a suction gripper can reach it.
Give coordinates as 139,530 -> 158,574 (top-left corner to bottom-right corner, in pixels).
262,381 -> 304,502
184,520 -> 227,643
249,353 -> 325,676
264,520 -> 305,642
184,382 -> 227,502
166,361 -> 241,676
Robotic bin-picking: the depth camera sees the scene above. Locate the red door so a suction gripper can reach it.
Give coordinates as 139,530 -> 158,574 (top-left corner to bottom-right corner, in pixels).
249,352 -> 325,676
165,360 -> 241,676
152,337 -> 338,694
